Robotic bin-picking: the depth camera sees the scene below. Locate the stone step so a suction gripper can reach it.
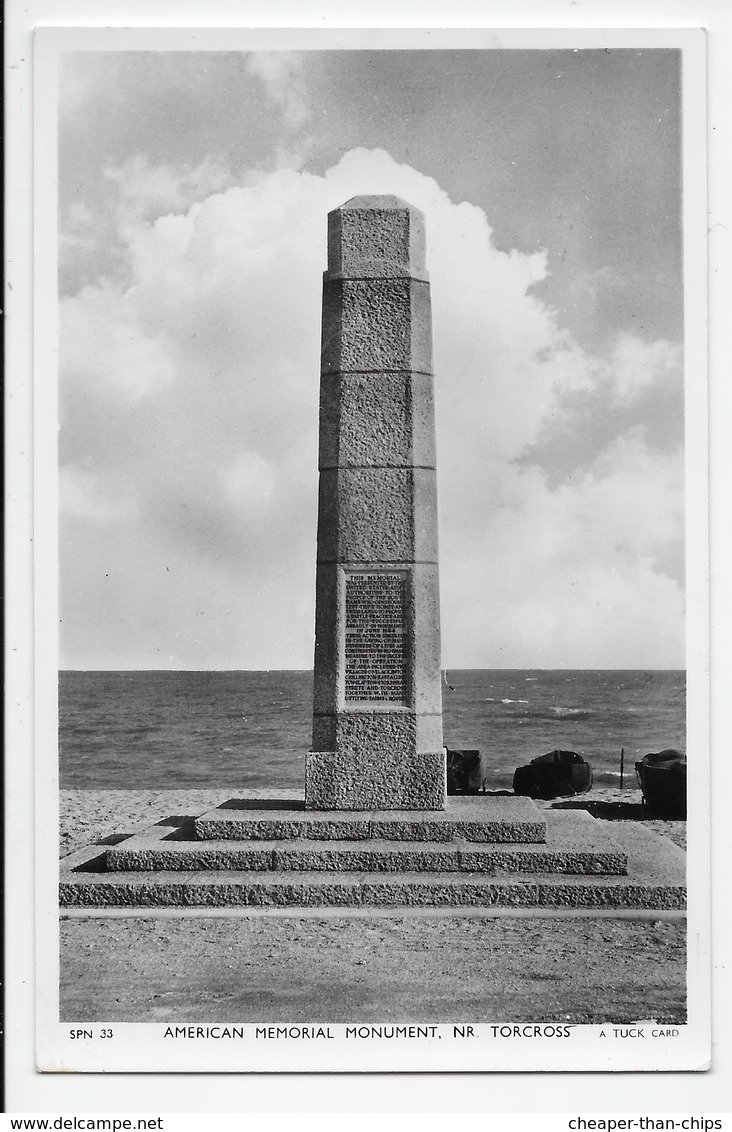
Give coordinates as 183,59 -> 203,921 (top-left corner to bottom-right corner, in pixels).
60,823 -> 684,911
59,869 -> 684,912
193,795 -> 547,844
104,810 -> 627,876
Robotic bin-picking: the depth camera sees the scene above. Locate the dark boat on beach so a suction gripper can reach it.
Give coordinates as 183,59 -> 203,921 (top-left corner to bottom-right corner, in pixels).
512,749 -> 593,801
446,749 -> 487,794
635,749 -> 687,819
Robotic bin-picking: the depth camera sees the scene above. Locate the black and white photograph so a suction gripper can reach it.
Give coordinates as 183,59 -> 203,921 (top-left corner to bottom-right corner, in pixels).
7,2 -> 729,1115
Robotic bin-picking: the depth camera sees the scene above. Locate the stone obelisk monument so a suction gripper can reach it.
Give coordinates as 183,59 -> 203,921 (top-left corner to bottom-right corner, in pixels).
305,195 -> 446,811
59,205 -> 684,916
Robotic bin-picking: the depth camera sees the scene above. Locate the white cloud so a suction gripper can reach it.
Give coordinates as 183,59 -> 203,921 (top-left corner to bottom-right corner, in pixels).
246,51 -> 309,129
60,155 -> 237,296
103,154 -> 234,230
439,425 -> 684,667
244,52 -> 312,169
60,147 -> 684,669
219,452 -> 276,513
606,333 -> 682,403
60,466 -> 137,525
61,282 -> 177,400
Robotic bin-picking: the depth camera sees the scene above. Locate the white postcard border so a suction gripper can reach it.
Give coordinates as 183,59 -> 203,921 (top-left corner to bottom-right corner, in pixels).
6,2 -> 729,1114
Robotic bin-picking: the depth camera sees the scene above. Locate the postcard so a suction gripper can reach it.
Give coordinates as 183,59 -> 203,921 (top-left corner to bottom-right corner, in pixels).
15,16 -> 717,1101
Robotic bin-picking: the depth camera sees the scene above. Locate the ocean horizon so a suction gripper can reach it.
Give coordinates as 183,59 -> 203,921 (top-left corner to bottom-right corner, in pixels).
59,668 -> 686,792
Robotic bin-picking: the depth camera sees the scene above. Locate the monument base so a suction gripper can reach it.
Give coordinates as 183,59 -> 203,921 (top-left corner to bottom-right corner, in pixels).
59,794 -> 687,911
305,749 -> 446,811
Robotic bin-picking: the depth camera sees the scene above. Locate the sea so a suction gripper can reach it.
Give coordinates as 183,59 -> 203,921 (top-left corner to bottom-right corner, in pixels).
59,669 -> 686,792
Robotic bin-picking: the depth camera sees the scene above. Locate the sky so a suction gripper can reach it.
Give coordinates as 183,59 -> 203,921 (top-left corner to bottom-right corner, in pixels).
58,46 -> 685,670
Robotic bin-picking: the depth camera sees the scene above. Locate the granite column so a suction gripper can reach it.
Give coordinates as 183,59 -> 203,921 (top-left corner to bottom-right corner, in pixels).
306,195 -> 445,810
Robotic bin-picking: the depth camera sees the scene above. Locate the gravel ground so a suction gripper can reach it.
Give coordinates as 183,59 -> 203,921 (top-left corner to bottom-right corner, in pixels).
60,911 -> 686,1025
59,788 -> 237,858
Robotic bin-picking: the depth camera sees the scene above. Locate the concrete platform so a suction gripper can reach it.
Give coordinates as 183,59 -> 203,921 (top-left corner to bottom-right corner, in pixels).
60,811 -> 684,912
104,809 -> 627,875
194,795 -> 547,844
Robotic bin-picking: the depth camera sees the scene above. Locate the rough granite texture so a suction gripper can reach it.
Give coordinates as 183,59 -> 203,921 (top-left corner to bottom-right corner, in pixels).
311,710 -> 417,756
196,815 -> 372,842
321,280 -> 433,376
107,845 -> 276,872
60,794 -> 685,911
325,196 -> 427,281
60,876 -> 365,910
59,872 -> 684,911
367,796 -> 547,843
273,842 -> 459,873
103,814 -> 628,875
305,748 -> 446,811
196,812 -> 372,842
462,846 -> 627,876
318,372 -> 436,470
315,468 -> 439,563
194,794 -> 548,842
311,196 -> 444,809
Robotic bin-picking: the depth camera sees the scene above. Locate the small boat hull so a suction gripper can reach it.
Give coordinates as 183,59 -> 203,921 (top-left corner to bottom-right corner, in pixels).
513,750 -> 593,801
635,750 -> 686,819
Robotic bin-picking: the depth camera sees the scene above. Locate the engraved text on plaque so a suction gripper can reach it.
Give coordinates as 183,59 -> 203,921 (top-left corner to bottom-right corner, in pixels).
344,572 -> 408,703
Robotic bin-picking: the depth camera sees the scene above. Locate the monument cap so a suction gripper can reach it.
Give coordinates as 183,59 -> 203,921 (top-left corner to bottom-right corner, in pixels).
325,194 -> 427,281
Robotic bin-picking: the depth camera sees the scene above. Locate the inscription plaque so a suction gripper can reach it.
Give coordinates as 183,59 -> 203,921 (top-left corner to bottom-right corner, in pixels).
344,572 -> 408,702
